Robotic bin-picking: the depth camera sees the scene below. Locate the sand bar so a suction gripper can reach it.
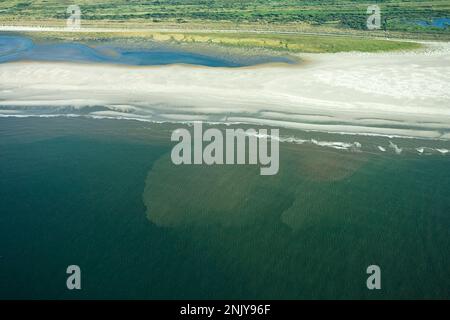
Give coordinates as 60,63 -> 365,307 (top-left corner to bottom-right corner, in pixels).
1,43 -> 449,140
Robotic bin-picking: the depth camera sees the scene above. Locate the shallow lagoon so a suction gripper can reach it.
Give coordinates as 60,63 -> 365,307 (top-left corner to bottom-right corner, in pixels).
416,18 -> 450,28
0,34 -> 295,67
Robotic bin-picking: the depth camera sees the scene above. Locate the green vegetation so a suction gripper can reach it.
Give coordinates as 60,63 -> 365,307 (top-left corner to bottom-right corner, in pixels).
176,31 -> 422,53
1,1 -> 445,53
1,0 -> 449,36
24,29 -> 421,53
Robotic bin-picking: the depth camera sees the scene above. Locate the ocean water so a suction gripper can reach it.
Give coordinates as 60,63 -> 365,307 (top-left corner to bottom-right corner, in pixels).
0,118 -> 449,299
0,33 -> 449,299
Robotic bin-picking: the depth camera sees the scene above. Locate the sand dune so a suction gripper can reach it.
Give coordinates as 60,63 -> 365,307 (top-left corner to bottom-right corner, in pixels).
1,43 -> 449,139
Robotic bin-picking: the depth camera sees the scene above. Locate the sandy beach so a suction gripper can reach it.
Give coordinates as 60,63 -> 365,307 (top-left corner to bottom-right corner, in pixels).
1,42 -> 449,140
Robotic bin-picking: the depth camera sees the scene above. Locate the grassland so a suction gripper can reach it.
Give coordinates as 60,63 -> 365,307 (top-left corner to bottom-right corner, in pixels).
1,1 -> 446,53
169,31 -> 422,53
20,29 -> 421,54
1,0 -> 449,35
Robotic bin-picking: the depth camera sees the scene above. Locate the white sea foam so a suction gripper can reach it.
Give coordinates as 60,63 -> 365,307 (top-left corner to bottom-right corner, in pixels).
246,131 -> 362,151
0,109 -> 22,114
414,147 -> 450,155
2,112 -> 449,155
389,141 -> 403,155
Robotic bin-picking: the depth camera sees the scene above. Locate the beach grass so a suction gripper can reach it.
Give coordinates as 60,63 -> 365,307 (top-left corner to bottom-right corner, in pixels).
173,32 -> 422,53
18,30 -> 422,53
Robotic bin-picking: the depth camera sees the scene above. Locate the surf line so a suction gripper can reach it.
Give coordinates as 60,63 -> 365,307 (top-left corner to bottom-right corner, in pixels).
170,122 -> 279,175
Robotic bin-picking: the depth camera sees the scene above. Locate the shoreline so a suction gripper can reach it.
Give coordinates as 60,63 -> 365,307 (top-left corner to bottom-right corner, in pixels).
1,115 -> 449,158
0,26 -> 423,54
1,52 -> 449,140
0,112 -> 448,141
1,36 -> 449,142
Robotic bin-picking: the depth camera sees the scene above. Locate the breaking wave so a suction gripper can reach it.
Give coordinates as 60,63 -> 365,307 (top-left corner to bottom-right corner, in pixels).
2,111 -> 448,156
